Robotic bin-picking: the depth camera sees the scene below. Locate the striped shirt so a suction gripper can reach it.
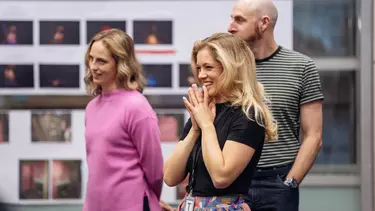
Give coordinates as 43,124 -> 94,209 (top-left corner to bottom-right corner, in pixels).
256,46 -> 324,167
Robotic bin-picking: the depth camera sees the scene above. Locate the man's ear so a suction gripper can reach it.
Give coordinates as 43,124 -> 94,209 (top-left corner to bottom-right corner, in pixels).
260,16 -> 271,32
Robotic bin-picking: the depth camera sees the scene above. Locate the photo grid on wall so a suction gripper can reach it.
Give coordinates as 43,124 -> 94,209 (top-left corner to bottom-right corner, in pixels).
0,0 -> 293,205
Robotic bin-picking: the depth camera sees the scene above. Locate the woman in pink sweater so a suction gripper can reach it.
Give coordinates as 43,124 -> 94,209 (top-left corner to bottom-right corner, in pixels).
83,29 -> 164,211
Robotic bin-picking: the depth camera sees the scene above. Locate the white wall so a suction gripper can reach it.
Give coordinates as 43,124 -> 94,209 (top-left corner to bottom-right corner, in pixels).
0,0 -> 293,205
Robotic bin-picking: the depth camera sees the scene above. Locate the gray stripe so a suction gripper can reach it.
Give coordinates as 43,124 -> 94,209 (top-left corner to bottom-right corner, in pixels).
256,47 -> 324,167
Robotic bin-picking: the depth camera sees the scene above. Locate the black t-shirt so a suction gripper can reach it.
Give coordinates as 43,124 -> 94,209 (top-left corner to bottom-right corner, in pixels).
180,102 -> 265,196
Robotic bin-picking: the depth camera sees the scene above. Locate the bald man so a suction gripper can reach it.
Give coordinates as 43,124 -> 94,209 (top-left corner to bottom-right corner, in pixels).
228,0 -> 324,210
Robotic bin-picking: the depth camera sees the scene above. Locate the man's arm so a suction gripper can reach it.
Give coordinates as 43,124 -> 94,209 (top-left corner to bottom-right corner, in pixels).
286,100 -> 323,184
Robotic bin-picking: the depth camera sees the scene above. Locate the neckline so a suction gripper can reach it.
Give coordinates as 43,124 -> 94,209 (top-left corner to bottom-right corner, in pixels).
255,45 -> 282,64
99,89 -> 127,101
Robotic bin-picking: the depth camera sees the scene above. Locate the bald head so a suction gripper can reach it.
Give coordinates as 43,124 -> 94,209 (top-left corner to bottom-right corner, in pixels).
238,0 -> 278,28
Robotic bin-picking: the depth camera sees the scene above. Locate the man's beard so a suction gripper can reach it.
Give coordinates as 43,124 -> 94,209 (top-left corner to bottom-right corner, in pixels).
247,27 -> 263,47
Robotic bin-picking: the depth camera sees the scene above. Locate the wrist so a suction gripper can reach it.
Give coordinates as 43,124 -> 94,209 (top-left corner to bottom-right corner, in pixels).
283,177 -> 299,188
189,128 -> 201,136
200,123 -> 215,131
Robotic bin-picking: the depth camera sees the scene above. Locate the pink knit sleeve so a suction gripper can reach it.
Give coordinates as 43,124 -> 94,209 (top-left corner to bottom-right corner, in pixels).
130,116 -> 164,199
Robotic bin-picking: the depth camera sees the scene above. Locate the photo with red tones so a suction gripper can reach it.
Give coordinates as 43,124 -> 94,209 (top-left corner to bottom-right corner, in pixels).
52,160 -> 82,199
86,21 -> 126,43
156,111 -> 184,142
19,160 -> 49,200
133,20 -> 173,45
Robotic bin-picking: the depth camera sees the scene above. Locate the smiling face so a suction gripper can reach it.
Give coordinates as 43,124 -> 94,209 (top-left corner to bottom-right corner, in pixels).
88,40 -> 118,92
195,47 -> 224,101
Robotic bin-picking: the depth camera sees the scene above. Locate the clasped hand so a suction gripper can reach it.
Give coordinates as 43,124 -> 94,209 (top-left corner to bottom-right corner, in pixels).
183,84 -> 216,130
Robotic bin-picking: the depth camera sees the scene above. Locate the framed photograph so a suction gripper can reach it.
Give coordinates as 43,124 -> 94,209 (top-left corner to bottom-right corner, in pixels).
52,160 -> 82,199
39,64 -> 80,88
0,21 -> 33,45
0,64 -> 34,88
19,160 -> 49,200
156,110 -> 185,142
133,20 -> 173,45
86,21 -> 126,44
39,21 -> 80,45
31,110 -> 72,143
0,112 -> 8,143
179,64 -> 196,87
143,64 -> 172,88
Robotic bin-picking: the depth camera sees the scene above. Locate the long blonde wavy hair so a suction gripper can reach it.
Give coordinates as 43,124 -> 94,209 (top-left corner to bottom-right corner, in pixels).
191,33 -> 278,142
84,29 -> 146,96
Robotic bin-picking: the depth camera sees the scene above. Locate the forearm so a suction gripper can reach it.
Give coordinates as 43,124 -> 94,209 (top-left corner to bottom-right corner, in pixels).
164,129 -> 200,186
201,124 -> 225,181
287,135 -> 322,183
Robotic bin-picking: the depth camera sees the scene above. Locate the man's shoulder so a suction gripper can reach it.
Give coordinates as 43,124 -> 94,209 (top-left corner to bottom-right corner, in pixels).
278,47 -> 314,64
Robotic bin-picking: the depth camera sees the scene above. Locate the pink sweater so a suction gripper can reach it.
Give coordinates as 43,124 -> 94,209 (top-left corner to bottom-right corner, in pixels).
83,89 -> 163,211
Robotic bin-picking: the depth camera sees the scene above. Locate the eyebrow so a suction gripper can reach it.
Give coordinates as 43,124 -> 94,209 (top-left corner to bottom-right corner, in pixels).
196,62 -> 212,67
89,54 -> 106,61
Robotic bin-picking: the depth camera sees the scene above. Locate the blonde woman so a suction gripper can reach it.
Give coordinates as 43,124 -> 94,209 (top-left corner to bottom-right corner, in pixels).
163,32 -> 277,210
83,29 -> 164,211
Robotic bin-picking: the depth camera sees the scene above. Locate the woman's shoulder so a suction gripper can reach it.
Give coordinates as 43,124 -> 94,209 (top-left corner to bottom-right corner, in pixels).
85,95 -> 99,111
228,104 -> 256,120
124,91 -> 154,112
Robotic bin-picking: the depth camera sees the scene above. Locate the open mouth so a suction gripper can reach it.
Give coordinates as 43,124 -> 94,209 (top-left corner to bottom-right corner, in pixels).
203,82 -> 213,89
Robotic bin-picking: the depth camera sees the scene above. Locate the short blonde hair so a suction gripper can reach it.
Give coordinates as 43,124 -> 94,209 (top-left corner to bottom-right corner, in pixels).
191,32 -> 278,142
84,29 -> 146,96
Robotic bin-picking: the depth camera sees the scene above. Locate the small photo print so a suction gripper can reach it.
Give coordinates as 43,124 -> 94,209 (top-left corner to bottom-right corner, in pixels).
31,110 -> 72,143
156,110 -> 185,142
0,21 -> 33,45
0,112 -> 9,143
179,64 -> 196,87
39,64 -> 80,88
86,21 -> 126,43
52,160 -> 82,199
39,21 -> 80,45
176,175 -> 189,200
0,64 -> 34,88
19,160 -> 49,200
143,64 -> 172,88
133,20 -> 173,45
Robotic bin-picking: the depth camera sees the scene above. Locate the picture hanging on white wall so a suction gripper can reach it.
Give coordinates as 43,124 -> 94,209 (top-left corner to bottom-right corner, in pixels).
52,160 -> 82,200
0,64 -> 34,88
0,111 -> 9,143
0,21 -> 33,45
39,21 -> 80,45
133,20 -> 173,45
179,63 -> 196,88
19,160 -> 49,200
143,64 -> 173,88
86,21 -> 127,44
156,110 -> 185,142
39,64 -> 80,88
31,110 -> 72,143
